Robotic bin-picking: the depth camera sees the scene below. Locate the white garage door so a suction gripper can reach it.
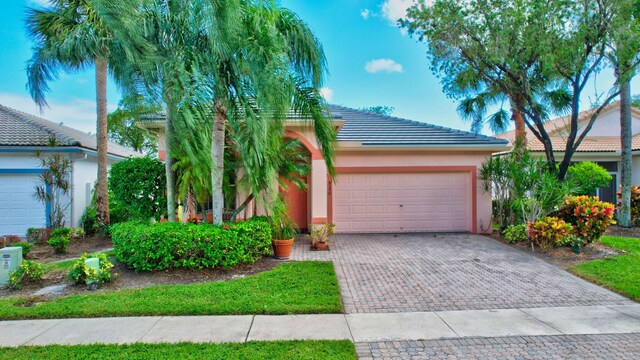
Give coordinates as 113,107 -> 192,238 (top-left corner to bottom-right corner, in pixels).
0,174 -> 47,236
333,172 -> 472,233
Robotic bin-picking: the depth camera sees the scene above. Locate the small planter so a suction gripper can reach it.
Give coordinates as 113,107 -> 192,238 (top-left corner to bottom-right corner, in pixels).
312,241 -> 329,251
272,238 -> 295,260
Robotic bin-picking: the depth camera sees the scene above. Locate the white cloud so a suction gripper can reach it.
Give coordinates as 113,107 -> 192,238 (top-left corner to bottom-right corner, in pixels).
360,9 -> 371,20
381,0 -> 434,24
319,87 -> 334,102
365,59 -> 404,74
0,93 -> 116,134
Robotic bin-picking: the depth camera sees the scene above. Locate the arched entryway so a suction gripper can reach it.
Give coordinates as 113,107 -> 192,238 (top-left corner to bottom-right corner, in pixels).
282,130 -> 314,232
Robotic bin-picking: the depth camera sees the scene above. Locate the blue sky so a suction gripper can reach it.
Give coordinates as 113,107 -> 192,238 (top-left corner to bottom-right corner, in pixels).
1,0 -> 637,134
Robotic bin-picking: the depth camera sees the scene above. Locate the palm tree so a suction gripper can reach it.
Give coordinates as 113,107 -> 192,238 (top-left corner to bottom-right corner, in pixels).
26,0 -> 118,228
203,2 -> 334,225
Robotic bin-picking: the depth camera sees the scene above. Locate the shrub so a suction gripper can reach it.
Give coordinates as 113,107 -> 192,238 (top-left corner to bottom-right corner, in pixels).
619,185 -> 640,226
26,228 -> 39,242
558,196 -> 616,243
48,236 -> 70,254
503,224 -> 528,244
110,217 -> 272,271
8,260 -> 45,289
68,253 -> 114,285
528,217 -> 574,249
10,242 -> 32,257
566,162 -> 612,196
69,228 -> 85,239
109,157 -> 167,221
50,228 -> 71,238
2,235 -> 21,248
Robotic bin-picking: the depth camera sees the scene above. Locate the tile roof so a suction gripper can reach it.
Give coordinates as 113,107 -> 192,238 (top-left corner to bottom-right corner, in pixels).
0,104 -> 141,158
328,105 -> 508,147
526,135 -> 640,153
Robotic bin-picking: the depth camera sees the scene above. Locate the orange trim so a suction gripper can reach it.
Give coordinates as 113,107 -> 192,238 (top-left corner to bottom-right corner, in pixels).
284,130 -> 323,160
334,166 -> 478,234
311,217 -> 328,224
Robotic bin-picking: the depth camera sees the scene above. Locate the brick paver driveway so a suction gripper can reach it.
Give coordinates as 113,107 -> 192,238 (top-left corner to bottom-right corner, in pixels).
291,233 -> 633,314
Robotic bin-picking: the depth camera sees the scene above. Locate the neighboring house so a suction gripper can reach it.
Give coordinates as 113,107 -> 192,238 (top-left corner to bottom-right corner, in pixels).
145,105 -> 509,234
496,101 -> 640,204
0,104 -> 141,236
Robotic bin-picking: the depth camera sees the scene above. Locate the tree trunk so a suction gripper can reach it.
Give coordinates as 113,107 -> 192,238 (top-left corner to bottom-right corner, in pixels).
211,102 -> 227,225
165,102 -> 177,222
95,58 -> 110,228
230,194 -> 254,222
619,77 -> 633,227
513,109 -> 527,145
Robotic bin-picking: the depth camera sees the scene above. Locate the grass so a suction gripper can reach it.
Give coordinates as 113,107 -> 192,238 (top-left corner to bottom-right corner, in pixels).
0,341 -> 356,360
0,261 -> 342,320
571,236 -> 640,302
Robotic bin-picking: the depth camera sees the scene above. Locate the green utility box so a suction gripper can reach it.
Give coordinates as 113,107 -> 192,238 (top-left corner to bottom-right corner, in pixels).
1,247 -> 23,286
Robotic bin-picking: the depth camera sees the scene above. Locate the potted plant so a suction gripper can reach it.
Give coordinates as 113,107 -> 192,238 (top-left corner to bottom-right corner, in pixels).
310,223 -> 335,250
271,217 -> 297,259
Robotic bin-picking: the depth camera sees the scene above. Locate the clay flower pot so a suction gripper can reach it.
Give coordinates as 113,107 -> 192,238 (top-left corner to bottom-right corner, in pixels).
272,238 -> 295,259
313,241 -> 329,250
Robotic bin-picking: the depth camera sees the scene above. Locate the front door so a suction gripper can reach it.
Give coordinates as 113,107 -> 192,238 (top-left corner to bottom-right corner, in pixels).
281,177 -> 309,232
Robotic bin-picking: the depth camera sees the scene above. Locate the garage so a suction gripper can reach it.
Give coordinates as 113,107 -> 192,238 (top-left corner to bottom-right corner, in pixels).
0,173 -> 46,236
332,171 -> 473,233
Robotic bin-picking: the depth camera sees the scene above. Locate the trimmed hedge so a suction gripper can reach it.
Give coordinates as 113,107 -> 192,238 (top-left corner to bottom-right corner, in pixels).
110,217 -> 272,271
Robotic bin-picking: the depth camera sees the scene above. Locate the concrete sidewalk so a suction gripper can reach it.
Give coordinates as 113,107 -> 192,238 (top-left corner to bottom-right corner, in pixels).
2,304 -> 640,347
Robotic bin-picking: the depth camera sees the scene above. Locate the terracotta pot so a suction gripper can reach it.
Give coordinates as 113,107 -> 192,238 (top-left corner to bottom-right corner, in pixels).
272,238 -> 295,259
313,242 -> 329,250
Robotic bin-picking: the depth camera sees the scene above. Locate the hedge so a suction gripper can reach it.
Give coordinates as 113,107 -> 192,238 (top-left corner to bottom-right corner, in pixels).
110,217 -> 272,271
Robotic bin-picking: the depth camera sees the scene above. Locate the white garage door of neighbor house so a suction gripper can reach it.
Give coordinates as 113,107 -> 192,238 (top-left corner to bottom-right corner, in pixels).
333,172 -> 472,233
0,174 -> 47,236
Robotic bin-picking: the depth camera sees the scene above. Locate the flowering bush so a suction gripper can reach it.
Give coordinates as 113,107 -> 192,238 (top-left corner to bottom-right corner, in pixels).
68,253 -> 114,285
558,196 -> 615,243
528,217 -> 574,249
618,185 -> 640,226
8,260 -> 45,289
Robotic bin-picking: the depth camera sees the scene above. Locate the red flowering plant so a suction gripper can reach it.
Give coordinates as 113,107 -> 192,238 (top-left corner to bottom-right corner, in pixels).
558,196 -> 615,244
617,185 -> 640,226
528,217 -> 574,249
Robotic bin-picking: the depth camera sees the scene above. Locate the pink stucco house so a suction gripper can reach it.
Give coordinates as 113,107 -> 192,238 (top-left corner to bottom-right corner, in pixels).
145,105 -> 509,234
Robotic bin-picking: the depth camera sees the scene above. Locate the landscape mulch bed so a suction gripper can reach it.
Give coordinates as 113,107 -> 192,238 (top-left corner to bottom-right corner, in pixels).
487,229 -> 632,270
28,235 -> 113,263
0,256 -> 280,300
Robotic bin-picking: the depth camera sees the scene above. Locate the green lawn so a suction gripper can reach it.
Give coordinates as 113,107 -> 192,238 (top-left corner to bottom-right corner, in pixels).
571,236 -> 640,302
0,341 -> 356,360
0,261 -> 342,320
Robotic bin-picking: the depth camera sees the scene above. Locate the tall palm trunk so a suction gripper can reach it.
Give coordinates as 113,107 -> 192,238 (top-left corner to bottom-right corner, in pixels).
165,102 -> 177,222
211,102 -> 227,225
619,75 -> 632,228
95,58 -> 110,227
510,97 -> 527,145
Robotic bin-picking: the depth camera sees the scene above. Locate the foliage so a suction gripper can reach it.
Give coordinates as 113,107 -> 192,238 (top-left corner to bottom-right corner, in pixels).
9,242 -> 33,257
110,217 -> 272,271
571,236 -> 640,302
310,223 -> 335,244
109,157 -> 167,221
359,106 -> 394,116
503,224 -> 528,244
558,196 -> 616,244
8,260 -> 45,290
0,261 -> 342,319
566,162 -> 612,196
269,199 -> 298,240
33,138 -> 72,229
68,253 -> 114,285
0,341 -> 358,360
480,141 -> 572,230
618,185 -> 640,226
48,228 -> 71,254
528,217 -> 574,249
25,228 -> 51,244
80,205 -> 100,235
403,0 -> 625,179
108,95 -> 159,155
69,228 -> 85,239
